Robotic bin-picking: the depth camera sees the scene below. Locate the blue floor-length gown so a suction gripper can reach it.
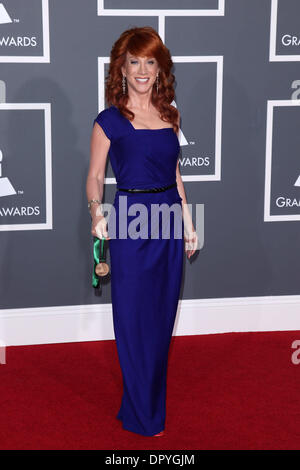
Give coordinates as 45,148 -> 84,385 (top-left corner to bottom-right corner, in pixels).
93,105 -> 184,436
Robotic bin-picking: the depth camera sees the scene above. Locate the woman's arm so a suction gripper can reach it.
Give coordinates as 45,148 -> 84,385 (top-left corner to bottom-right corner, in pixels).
86,123 -> 111,239
175,110 -> 198,258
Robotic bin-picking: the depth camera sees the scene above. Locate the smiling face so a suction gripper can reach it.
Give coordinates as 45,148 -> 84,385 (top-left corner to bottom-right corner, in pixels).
121,51 -> 160,95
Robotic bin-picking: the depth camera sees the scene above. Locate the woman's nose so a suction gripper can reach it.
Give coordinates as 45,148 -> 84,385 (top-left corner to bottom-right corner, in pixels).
138,64 -> 146,74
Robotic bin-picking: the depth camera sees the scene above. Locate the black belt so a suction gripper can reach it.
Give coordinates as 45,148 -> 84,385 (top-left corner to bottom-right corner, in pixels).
117,182 -> 177,193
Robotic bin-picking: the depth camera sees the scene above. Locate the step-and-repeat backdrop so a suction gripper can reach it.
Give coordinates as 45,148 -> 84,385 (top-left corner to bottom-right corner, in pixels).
0,1 -> 299,336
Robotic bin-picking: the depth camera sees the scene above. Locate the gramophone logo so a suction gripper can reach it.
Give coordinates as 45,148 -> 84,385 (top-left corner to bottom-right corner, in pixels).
270,0 -> 300,62
0,101 -> 52,231
0,0 -> 50,63
264,100 -> 300,221
0,3 -> 12,24
0,149 -> 16,197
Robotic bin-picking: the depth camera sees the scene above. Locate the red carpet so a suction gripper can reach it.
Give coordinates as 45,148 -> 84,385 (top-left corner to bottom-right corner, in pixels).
1,330 -> 300,450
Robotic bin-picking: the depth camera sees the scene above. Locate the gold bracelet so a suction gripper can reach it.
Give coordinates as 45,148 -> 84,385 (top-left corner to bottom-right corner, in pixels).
88,199 -> 101,211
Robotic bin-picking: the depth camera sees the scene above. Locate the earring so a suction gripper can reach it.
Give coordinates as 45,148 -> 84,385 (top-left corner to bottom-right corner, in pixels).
156,73 -> 159,93
122,75 -> 126,94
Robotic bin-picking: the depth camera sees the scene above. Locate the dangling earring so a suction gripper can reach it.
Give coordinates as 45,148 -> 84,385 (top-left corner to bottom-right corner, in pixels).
156,73 -> 159,93
122,75 -> 126,94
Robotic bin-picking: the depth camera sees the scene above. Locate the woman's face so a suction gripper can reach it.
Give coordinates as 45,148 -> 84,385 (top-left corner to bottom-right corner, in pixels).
121,51 -> 160,95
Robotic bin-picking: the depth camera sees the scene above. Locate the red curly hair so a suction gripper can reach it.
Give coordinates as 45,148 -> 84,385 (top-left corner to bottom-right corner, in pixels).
105,26 -> 179,134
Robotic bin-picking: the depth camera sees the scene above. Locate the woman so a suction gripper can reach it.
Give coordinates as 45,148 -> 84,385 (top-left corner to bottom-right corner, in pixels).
86,26 -> 198,437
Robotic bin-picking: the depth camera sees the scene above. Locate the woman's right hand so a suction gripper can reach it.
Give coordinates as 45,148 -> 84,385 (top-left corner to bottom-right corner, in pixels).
91,213 -> 111,240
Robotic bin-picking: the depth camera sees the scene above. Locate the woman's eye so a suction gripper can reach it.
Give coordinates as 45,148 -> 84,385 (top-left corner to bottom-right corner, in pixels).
130,60 -> 155,64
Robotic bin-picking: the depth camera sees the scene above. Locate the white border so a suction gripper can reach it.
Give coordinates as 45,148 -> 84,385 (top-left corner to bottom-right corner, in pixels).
98,1 -> 225,16
264,99 -> 300,222
97,0 -> 224,15
0,103 -> 52,231
269,0 -> 300,62
97,1 -> 225,48
0,0 -> 50,63
1,295 -> 300,346
97,56 -> 223,183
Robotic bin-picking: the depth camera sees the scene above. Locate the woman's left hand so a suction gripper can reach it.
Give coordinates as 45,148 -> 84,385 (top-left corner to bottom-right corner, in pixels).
184,229 -> 198,259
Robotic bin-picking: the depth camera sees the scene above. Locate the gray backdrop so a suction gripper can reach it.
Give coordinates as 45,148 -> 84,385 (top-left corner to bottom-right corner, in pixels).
0,0 -> 299,310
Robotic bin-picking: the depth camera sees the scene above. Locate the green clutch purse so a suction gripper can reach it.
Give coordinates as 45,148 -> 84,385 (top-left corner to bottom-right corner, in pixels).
92,236 -> 109,288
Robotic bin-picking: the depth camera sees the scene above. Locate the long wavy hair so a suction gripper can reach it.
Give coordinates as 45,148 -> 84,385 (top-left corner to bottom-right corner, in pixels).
105,26 -> 179,134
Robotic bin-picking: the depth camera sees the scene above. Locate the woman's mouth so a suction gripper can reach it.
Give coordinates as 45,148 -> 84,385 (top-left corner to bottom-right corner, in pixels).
135,78 -> 149,83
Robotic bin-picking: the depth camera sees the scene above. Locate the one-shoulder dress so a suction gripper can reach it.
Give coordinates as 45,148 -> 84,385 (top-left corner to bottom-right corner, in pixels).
93,105 -> 184,436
